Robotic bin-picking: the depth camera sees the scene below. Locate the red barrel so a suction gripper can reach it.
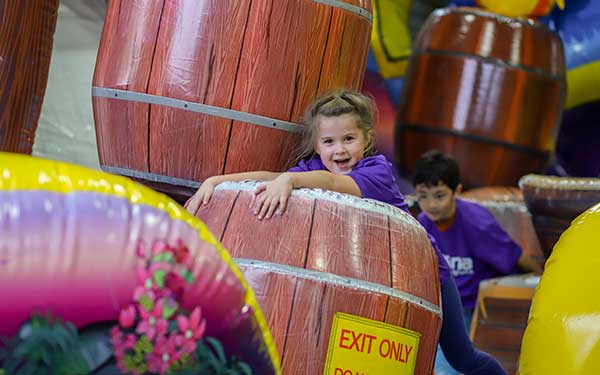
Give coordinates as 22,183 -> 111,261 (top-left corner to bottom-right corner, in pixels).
191,181 -> 442,375
470,274 -> 539,375
92,0 -> 372,198
461,187 -> 545,264
395,7 -> 565,187
0,1 -> 59,154
519,174 -> 600,258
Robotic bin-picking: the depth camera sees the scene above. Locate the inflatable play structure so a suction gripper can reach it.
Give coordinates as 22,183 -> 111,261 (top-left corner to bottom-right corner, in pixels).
365,0 -> 600,185
0,1 -> 59,154
469,273 -> 540,374
190,181 -> 443,374
3,1 -> 600,374
519,201 -> 600,374
395,6 -> 566,187
92,0 -> 372,199
0,152 -> 279,374
520,174 -> 600,257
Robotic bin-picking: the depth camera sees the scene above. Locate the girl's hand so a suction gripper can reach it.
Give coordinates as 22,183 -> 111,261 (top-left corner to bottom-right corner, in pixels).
185,177 -> 217,214
253,174 -> 293,219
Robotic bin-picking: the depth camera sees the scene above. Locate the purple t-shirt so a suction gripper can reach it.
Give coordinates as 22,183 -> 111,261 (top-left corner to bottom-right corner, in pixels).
418,198 -> 523,308
289,154 -> 452,283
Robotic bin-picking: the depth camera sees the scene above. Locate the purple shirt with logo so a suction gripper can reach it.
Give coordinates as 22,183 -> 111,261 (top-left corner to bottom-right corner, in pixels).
418,198 -> 523,308
289,154 -> 452,283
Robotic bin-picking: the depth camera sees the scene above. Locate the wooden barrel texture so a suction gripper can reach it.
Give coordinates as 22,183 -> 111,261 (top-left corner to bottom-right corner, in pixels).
461,187 -> 545,264
519,174 -> 600,258
92,0 -> 372,198
0,0 -> 59,154
469,274 -> 539,375
190,181 -> 442,375
395,7 -> 566,187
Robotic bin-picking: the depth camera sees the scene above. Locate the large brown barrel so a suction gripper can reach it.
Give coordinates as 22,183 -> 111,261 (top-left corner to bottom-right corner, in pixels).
0,1 -> 59,154
519,174 -> 600,258
461,187 -> 545,264
190,181 -> 442,375
470,274 -> 539,375
395,7 -> 566,187
92,0 -> 372,198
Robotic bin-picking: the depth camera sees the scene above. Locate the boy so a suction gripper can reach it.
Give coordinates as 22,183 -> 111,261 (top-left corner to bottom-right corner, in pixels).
412,150 -> 542,375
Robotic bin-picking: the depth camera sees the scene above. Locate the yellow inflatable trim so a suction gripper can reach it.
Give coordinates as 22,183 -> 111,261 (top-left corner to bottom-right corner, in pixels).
566,61 -> 600,110
519,203 -> 600,374
477,0 -> 560,17
370,0 -> 413,79
0,152 -> 281,374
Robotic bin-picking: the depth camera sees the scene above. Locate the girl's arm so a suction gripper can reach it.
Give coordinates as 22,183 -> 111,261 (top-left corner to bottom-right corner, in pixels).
253,171 -> 361,219
287,171 -> 361,196
186,171 -> 282,213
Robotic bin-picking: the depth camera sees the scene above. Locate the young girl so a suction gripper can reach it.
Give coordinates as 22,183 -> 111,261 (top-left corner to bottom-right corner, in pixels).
186,90 -> 507,375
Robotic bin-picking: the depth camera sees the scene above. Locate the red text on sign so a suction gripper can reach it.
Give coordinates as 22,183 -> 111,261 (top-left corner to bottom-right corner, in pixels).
378,338 -> 413,363
339,329 -> 377,354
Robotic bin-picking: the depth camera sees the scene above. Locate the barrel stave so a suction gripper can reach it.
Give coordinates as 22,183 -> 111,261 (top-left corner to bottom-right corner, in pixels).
147,0 -> 251,181
281,278 -> 389,374
92,0 -> 163,171
221,191 -> 313,266
307,199 -> 391,286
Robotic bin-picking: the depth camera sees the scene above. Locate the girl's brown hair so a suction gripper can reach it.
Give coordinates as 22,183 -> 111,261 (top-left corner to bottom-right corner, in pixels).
289,89 -> 377,167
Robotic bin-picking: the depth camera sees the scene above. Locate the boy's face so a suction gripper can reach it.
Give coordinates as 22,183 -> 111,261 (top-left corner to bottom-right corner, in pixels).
415,182 -> 461,223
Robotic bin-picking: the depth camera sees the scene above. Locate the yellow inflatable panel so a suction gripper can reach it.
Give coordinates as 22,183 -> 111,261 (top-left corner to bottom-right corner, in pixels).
519,202 -> 600,374
370,0 -> 412,78
476,0 -> 564,18
565,61 -> 600,110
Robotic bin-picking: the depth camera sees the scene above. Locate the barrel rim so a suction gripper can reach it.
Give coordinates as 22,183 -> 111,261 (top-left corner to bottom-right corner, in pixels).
236,258 -> 442,316
215,180 -> 420,225
432,6 -> 553,33
519,174 -> 600,191
313,0 -> 372,21
461,198 -> 529,213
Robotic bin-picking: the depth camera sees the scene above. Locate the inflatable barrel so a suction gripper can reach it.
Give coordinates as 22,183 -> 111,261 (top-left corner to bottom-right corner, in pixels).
519,174 -> 600,258
191,181 -> 442,375
395,7 -> 566,187
0,152 -> 279,374
469,274 -> 539,375
0,1 -> 59,154
92,0 -> 372,199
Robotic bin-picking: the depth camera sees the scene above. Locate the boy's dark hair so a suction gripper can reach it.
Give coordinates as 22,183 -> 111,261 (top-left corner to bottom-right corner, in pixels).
412,150 -> 461,191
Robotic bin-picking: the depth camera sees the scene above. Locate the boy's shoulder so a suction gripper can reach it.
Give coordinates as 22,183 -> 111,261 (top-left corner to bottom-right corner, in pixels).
456,198 -> 499,229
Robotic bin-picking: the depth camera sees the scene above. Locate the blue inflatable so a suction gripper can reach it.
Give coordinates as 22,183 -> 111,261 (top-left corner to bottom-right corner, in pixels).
549,0 -> 600,177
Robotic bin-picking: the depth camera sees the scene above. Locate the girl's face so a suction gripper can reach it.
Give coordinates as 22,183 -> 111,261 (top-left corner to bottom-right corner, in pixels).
314,114 -> 370,175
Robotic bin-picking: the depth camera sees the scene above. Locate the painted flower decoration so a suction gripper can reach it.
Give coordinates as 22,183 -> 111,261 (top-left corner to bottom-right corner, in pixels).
110,240 -> 205,375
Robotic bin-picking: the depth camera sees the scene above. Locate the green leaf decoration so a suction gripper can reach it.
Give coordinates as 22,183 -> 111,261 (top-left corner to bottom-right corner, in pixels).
162,300 -> 179,320
205,337 -> 226,363
123,354 -> 137,371
139,294 -> 154,311
0,314 -> 91,375
179,268 -> 194,284
152,251 -> 175,264
135,336 -> 153,355
153,269 -> 167,289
